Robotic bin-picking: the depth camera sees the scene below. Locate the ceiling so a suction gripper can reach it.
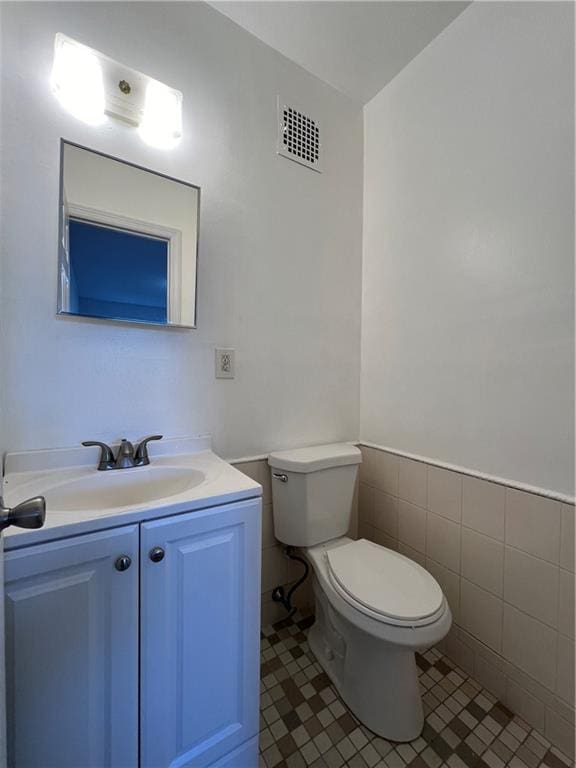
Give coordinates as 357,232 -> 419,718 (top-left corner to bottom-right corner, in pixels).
208,1 -> 471,104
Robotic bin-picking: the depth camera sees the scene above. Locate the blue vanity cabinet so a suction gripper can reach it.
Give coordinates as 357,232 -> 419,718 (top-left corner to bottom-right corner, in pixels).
140,498 -> 261,768
4,525 -> 139,768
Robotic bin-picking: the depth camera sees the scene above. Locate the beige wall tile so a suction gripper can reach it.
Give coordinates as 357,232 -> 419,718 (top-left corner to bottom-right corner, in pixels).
426,558 -> 460,624
358,482 -> 374,525
426,511 -> 461,573
360,446 -> 399,495
475,654 -> 506,700
372,528 -> 398,551
398,499 -> 426,553
504,547 -> 559,628
261,580 -> 314,626
458,626 -> 502,665
261,596 -> 287,626
560,504 -> 575,573
505,489 -> 561,564
233,459 -> 255,475
261,503 -> 277,549
373,489 -> 398,538
503,604 -> 558,691
460,579 -> 503,652
358,522 -> 375,541
545,708 -> 575,760
348,478 -> 359,539
556,634 -> 575,706
261,582 -> 313,626
359,446 -> 378,486
462,476 -> 506,541
502,658 -> 557,710
261,545 -> 300,593
550,695 -> 575,727
428,467 -> 462,522
295,576 -> 314,612
444,628 -> 475,676
236,459 -> 272,505
558,569 -> 575,639
398,542 -> 426,567
462,528 -> 504,597
260,463 -> 273,506
398,457 -> 427,507
505,678 -> 546,733
371,449 -> 399,496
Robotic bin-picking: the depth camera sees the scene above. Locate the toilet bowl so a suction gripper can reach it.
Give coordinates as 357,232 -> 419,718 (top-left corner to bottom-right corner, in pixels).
305,537 -> 451,740
268,444 -> 452,742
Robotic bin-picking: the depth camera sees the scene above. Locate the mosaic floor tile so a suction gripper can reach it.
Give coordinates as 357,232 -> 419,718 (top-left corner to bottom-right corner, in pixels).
259,613 -> 574,768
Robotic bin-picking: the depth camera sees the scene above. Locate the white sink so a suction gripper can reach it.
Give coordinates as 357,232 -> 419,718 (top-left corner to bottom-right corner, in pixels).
2,439 -> 262,547
43,466 -> 206,512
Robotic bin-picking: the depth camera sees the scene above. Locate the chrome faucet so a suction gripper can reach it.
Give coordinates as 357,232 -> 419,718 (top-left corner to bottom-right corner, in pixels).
82,435 -> 163,470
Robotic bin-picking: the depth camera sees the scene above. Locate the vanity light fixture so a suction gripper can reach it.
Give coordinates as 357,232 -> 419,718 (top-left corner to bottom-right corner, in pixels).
51,34 -> 183,149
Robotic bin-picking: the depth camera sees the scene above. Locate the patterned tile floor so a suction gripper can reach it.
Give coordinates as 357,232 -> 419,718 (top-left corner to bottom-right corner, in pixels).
259,613 -> 574,768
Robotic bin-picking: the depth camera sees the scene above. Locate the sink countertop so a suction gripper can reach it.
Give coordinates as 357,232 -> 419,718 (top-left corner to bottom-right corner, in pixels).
3,437 -> 261,550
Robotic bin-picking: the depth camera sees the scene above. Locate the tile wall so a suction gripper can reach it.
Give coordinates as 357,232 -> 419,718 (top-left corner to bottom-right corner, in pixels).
357,445 -> 575,758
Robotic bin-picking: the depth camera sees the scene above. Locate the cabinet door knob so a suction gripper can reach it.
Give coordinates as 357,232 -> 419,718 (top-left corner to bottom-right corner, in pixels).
149,546 -> 165,563
115,555 -> 132,572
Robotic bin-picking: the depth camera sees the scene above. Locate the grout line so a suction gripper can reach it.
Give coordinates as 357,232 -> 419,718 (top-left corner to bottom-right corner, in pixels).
504,540 -> 561,568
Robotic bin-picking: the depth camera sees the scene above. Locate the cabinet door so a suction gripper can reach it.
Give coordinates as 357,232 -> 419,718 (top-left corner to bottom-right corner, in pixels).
141,499 -> 261,768
4,526 -> 139,768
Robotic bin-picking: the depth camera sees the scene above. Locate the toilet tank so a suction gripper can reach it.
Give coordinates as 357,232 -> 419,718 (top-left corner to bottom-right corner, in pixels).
268,443 -> 362,547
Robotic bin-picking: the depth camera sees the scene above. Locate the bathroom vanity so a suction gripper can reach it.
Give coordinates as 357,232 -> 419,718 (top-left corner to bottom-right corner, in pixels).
2,438 -> 262,768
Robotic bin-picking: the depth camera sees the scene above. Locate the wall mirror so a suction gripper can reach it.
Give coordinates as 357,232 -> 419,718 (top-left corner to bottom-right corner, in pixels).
58,141 -> 199,328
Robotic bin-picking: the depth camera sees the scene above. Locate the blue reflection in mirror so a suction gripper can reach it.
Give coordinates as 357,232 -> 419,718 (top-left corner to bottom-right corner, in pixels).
68,219 -> 169,324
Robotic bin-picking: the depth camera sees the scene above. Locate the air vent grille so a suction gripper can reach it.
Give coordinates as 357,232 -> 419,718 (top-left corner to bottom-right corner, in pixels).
277,98 -> 322,173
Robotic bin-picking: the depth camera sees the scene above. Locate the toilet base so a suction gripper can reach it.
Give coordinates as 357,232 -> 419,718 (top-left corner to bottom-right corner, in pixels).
308,579 -> 425,742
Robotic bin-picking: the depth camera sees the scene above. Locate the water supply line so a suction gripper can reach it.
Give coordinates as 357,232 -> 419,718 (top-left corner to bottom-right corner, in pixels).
271,546 -> 310,617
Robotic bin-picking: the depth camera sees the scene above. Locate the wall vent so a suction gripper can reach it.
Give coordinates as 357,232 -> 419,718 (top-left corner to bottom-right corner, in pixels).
277,97 -> 322,173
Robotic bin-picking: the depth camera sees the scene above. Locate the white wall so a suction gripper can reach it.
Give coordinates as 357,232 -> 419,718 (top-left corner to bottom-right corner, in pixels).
0,1 -> 363,461
361,2 -> 574,495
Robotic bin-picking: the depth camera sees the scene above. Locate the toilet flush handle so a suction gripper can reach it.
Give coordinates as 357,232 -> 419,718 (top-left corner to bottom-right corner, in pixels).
272,473 -> 288,483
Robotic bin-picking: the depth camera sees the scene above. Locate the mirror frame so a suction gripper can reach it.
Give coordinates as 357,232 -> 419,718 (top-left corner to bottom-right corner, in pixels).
57,139 -> 200,329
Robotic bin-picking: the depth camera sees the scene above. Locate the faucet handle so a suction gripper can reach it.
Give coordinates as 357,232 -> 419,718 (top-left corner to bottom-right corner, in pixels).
0,495 -> 46,532
134,435 -> 163,466
82,441 -> 115,471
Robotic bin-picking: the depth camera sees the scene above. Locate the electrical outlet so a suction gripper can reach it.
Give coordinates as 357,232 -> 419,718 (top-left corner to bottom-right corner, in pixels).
215,348 -> 235,379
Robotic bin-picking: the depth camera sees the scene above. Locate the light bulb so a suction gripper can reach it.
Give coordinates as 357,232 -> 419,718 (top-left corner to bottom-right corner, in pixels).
51,35 -> 105,126
139,80 -> 182,150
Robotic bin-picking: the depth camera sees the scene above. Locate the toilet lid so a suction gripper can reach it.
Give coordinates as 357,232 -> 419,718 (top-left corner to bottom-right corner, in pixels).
326,539 -> 444,623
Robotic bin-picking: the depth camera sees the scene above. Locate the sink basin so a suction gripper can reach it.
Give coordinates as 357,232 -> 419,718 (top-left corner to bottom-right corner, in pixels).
43,467 -> 206,512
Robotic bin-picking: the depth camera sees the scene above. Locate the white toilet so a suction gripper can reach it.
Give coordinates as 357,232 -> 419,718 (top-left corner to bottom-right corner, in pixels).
268,443 -> 452,742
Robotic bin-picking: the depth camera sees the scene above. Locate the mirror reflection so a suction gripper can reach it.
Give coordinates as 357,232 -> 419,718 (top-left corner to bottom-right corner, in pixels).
58,141 -> 199,327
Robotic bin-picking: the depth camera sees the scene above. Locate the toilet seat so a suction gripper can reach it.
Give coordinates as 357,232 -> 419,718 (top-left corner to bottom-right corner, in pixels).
325,539 -> 445,627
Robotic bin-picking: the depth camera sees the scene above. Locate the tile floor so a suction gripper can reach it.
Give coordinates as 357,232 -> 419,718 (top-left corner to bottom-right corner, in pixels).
259,613 -> 574,768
